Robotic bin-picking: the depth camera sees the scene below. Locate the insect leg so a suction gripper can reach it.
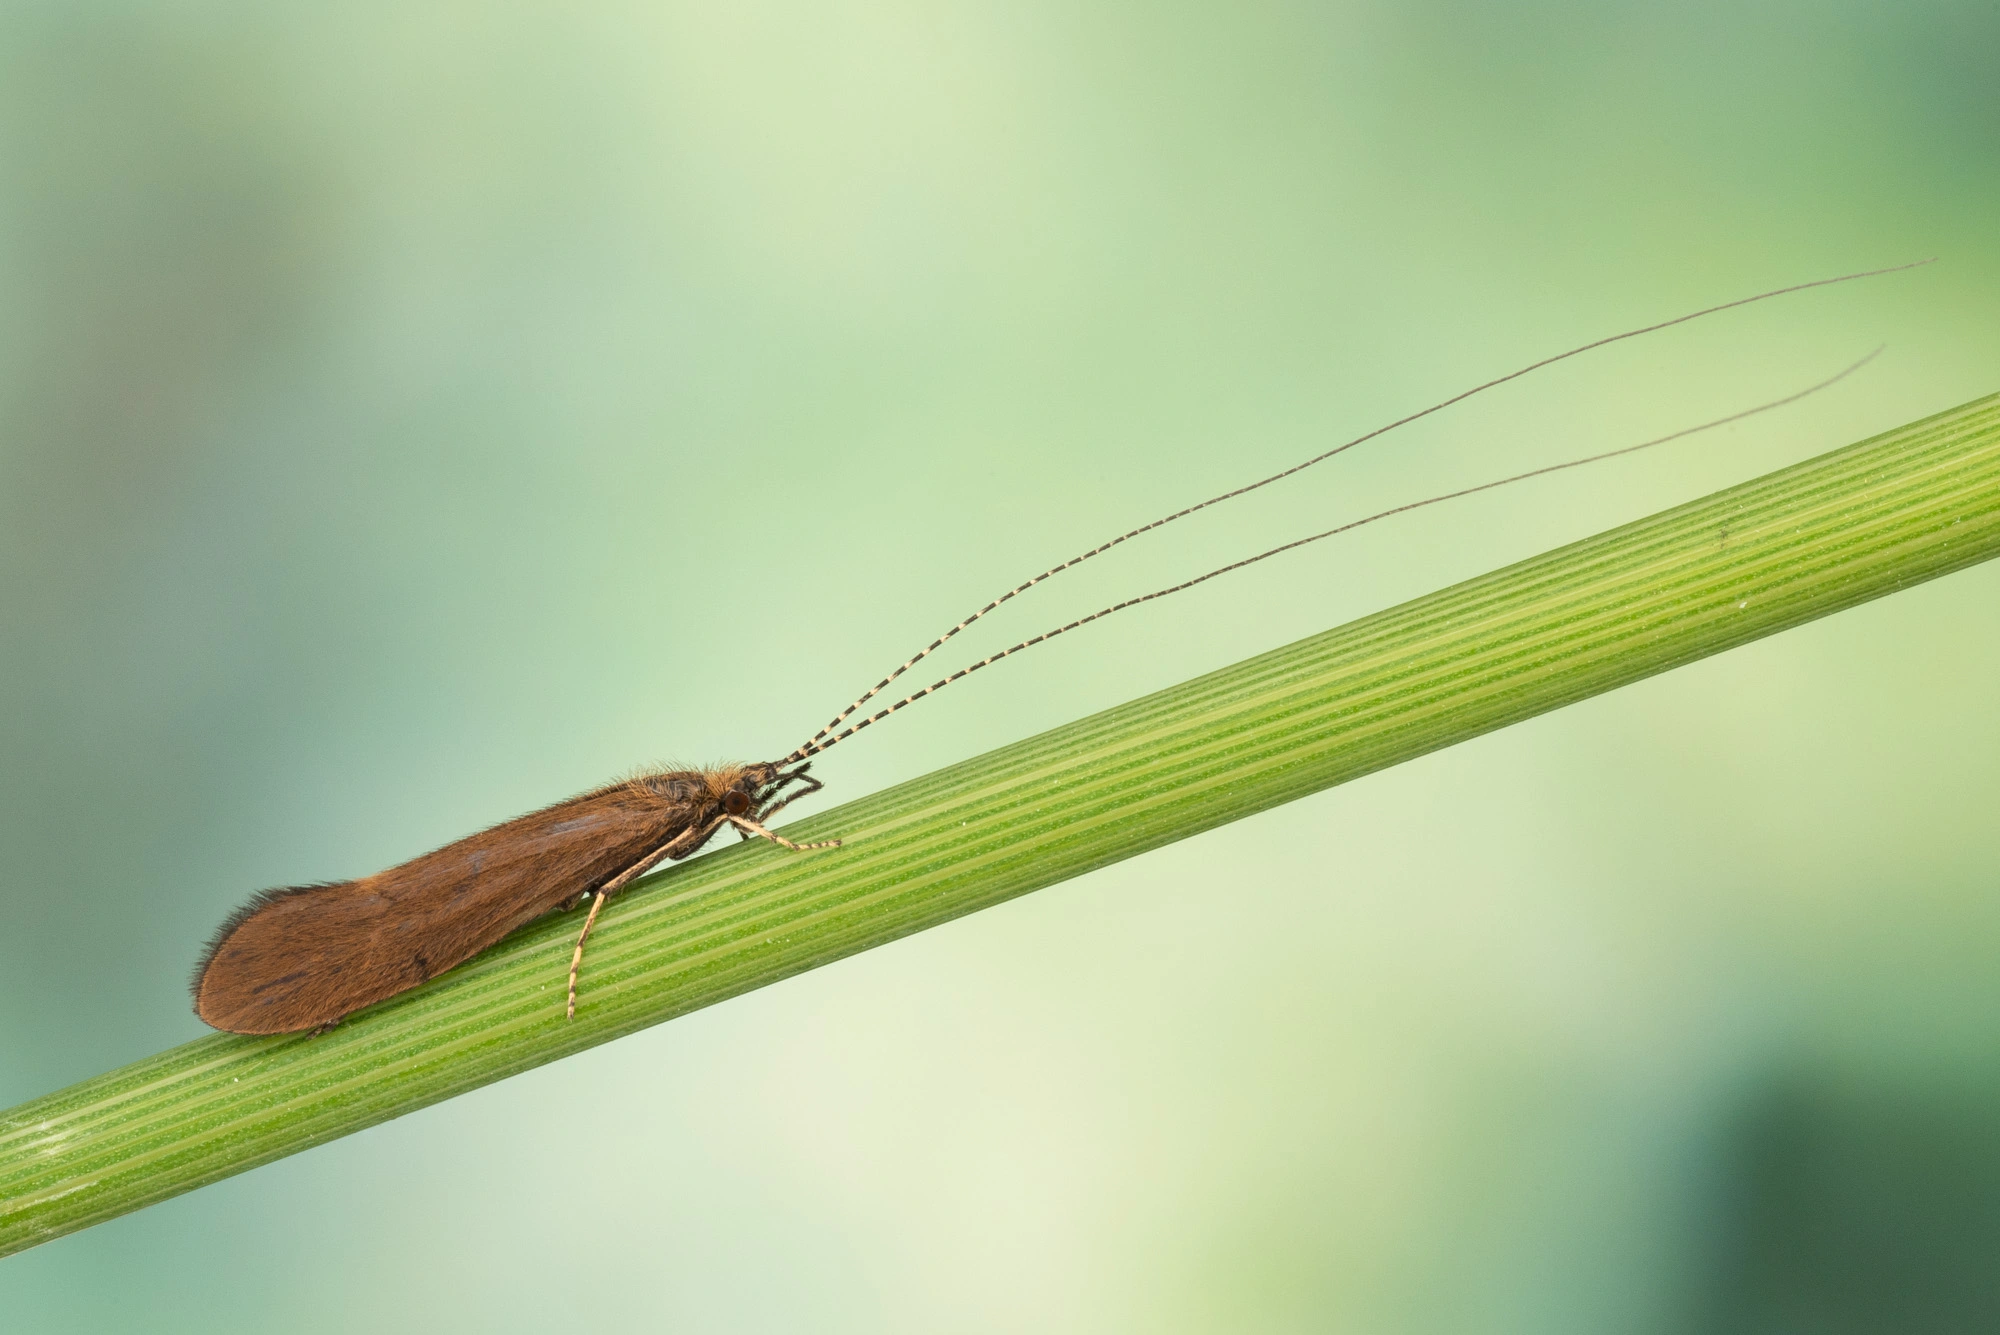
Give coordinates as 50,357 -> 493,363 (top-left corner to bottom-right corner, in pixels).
566,818 -> 727,1019
726,813 -> 841,852
566,891 -> 608,1022
655,815 -> 728,862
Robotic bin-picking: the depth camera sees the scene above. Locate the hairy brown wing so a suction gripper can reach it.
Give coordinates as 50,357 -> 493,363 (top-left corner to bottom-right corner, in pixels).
194,783 -> 697,1033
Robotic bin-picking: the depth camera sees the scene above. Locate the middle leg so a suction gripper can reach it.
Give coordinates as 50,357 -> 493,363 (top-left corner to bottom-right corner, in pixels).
726,813 -> 840,852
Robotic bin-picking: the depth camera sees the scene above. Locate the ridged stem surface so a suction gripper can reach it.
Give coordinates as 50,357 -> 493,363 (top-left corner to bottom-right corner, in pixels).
4,391 -> 1998,1256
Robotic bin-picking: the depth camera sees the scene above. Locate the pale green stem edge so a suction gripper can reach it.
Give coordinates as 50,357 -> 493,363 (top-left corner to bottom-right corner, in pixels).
5,392 -> 1999,1257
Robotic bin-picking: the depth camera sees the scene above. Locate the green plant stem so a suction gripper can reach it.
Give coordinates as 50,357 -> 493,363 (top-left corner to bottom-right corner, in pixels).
5,392 -> 1999,1255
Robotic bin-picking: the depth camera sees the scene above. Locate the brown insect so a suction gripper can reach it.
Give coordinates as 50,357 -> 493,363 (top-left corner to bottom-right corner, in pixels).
191,263 -> 1920,1035
194,764 -> 833,1033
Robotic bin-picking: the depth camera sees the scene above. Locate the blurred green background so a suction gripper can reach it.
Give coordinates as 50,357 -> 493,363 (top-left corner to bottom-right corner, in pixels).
3,2 -> 1997,1330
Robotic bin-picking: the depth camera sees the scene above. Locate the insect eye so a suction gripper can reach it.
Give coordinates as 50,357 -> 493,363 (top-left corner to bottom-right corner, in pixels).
722,791 -> 751,816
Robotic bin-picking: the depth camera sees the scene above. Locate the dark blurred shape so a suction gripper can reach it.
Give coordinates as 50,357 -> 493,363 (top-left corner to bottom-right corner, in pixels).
1692,1069 -> 2000,1334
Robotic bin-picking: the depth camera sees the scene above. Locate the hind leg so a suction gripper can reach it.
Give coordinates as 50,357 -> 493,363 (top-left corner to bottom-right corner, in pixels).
566,816 -> 729,1018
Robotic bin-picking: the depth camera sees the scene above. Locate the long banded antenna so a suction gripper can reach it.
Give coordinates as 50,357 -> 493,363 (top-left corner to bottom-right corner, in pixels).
786,346 -> 1881,762
788,259 -> 1931,764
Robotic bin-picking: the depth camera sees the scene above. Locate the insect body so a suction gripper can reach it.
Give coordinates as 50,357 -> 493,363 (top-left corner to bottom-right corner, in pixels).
190,262 -> 1922,1035
193,763 -> 829,1033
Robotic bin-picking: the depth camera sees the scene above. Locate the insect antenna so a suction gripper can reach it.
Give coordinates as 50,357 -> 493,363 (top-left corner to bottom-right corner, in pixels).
787,261 -> 1930,763
787,342 -> 1884,762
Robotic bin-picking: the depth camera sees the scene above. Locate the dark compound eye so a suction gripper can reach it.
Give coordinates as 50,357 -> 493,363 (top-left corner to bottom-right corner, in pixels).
722,791 -> 751,816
